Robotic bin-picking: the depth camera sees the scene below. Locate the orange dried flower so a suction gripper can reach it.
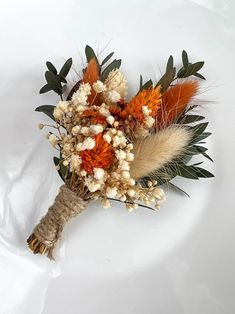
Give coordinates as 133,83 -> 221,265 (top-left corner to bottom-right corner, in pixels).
157,80 -> 199,127
82,58 -> 100,105
121,86 -> 162,122
81,133 -> 114,174
82,109 -> 107,125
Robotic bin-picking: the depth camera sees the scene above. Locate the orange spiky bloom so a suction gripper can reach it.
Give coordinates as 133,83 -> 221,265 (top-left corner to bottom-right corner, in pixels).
157,80 -> 199,127
82,109 -> 107,125
81,133 -> 114,174
121,86 -> 162,122
82,58 -> 100,105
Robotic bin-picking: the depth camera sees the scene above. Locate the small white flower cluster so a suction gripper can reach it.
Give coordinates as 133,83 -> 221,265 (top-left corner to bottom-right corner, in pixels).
142,106 -> 155,128
92,80 -> 106,93
53,101 -> 69,120
72,83 -> 91,106
101,181 -> 166,212
103,69 -> 128,104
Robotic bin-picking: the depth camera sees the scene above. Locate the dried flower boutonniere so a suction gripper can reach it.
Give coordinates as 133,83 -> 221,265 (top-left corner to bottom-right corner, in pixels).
27,46 -> 214,258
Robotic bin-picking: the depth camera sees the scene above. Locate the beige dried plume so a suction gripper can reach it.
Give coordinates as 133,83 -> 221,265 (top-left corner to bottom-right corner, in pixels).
130,127 -> 192,179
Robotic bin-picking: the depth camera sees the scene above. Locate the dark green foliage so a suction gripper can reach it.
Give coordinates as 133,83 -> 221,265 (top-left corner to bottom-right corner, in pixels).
35,105 -> 55,121
85,45 -> 99,64
39,58 -> 73,97
177,51 -> 205,80
101,59 -> 121,81
53,157 -> 69,182
139,75 -> 153,91
156,55 -> 176,92
101,52 -> 114,66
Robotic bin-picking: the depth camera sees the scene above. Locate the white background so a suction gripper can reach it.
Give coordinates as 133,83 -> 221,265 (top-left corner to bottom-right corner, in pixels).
0,0 -> 235,313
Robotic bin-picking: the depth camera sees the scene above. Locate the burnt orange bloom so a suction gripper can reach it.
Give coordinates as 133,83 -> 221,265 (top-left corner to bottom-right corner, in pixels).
82,109 -> 107,125
121,86 -> 162,122
82,58 -> 100,105
81,133 -> 114,174
157,80 -> 199,127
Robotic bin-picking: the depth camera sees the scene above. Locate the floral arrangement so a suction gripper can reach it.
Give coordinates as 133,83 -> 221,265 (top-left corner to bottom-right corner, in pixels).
27,46 -> 214,258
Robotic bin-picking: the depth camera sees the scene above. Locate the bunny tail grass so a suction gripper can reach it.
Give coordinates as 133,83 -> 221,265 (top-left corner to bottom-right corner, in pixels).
130,127 -> 192,180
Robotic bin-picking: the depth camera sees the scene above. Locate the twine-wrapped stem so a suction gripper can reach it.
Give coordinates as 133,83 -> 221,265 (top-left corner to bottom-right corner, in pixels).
27,185 -> 88,259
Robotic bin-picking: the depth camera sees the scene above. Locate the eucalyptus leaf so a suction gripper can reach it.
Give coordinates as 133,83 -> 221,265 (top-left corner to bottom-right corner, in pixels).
46,61 -> 57,74
101,52 -> 114,66
191,122 -> 209,136
39,84 -> 52,94
59,75 -> 67,83
182,50 -> 189,67
178,61 -> 204,78
45,71 -> 62,94
168,182 -> 190,197
85,45 -> 99,64
101,59 -> 121,81
201,151 -> 213,162
35,105 -> 55,121
140,79 -> 153,91
177,164 -> 199,179
53,157 -> 69,182
156,67 -> 176,92
191,132 -> 211,144
59,58 -> 72,78
179,114 -> 205,124
195,167 -> 214,178
194,72 -> 206,80
166,55 -> 173,72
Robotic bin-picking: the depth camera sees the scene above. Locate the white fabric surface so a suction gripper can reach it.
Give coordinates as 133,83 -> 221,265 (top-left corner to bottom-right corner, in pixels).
0,0 -> 234,313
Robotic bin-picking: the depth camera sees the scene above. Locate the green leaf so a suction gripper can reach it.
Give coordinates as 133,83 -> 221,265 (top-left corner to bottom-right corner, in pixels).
178,61 -> 204,78
53,157 -> 69,182
177,163 -> 199,179
191,122 -> 209,136
194,145 -> 208,153
35,105 -> 55,121
186,145 -> 207,155
182,50 -> 189,67
201,151 -> 213,162
140,79 -> 153,91
59,58 -> 72,78
166,55 -> 173,72
191,132 -> 211,144
179,114 -> 205,124
39,84 -> 52,94
168,182 -> 190,197
46,61 -> 57,74
45,71 -> 62,94
156,67 -> 176,92
101,59 -> 121,81
194,72 -> 206,80
85,45 -> 99,64
101,52 -> 114,66
177,67 -> 186,78
59,75 -> 67,83
195,167 -> 214,178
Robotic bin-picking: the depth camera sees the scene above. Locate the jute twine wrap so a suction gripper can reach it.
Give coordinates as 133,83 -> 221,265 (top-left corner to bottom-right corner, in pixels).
27,185 -> 88,259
